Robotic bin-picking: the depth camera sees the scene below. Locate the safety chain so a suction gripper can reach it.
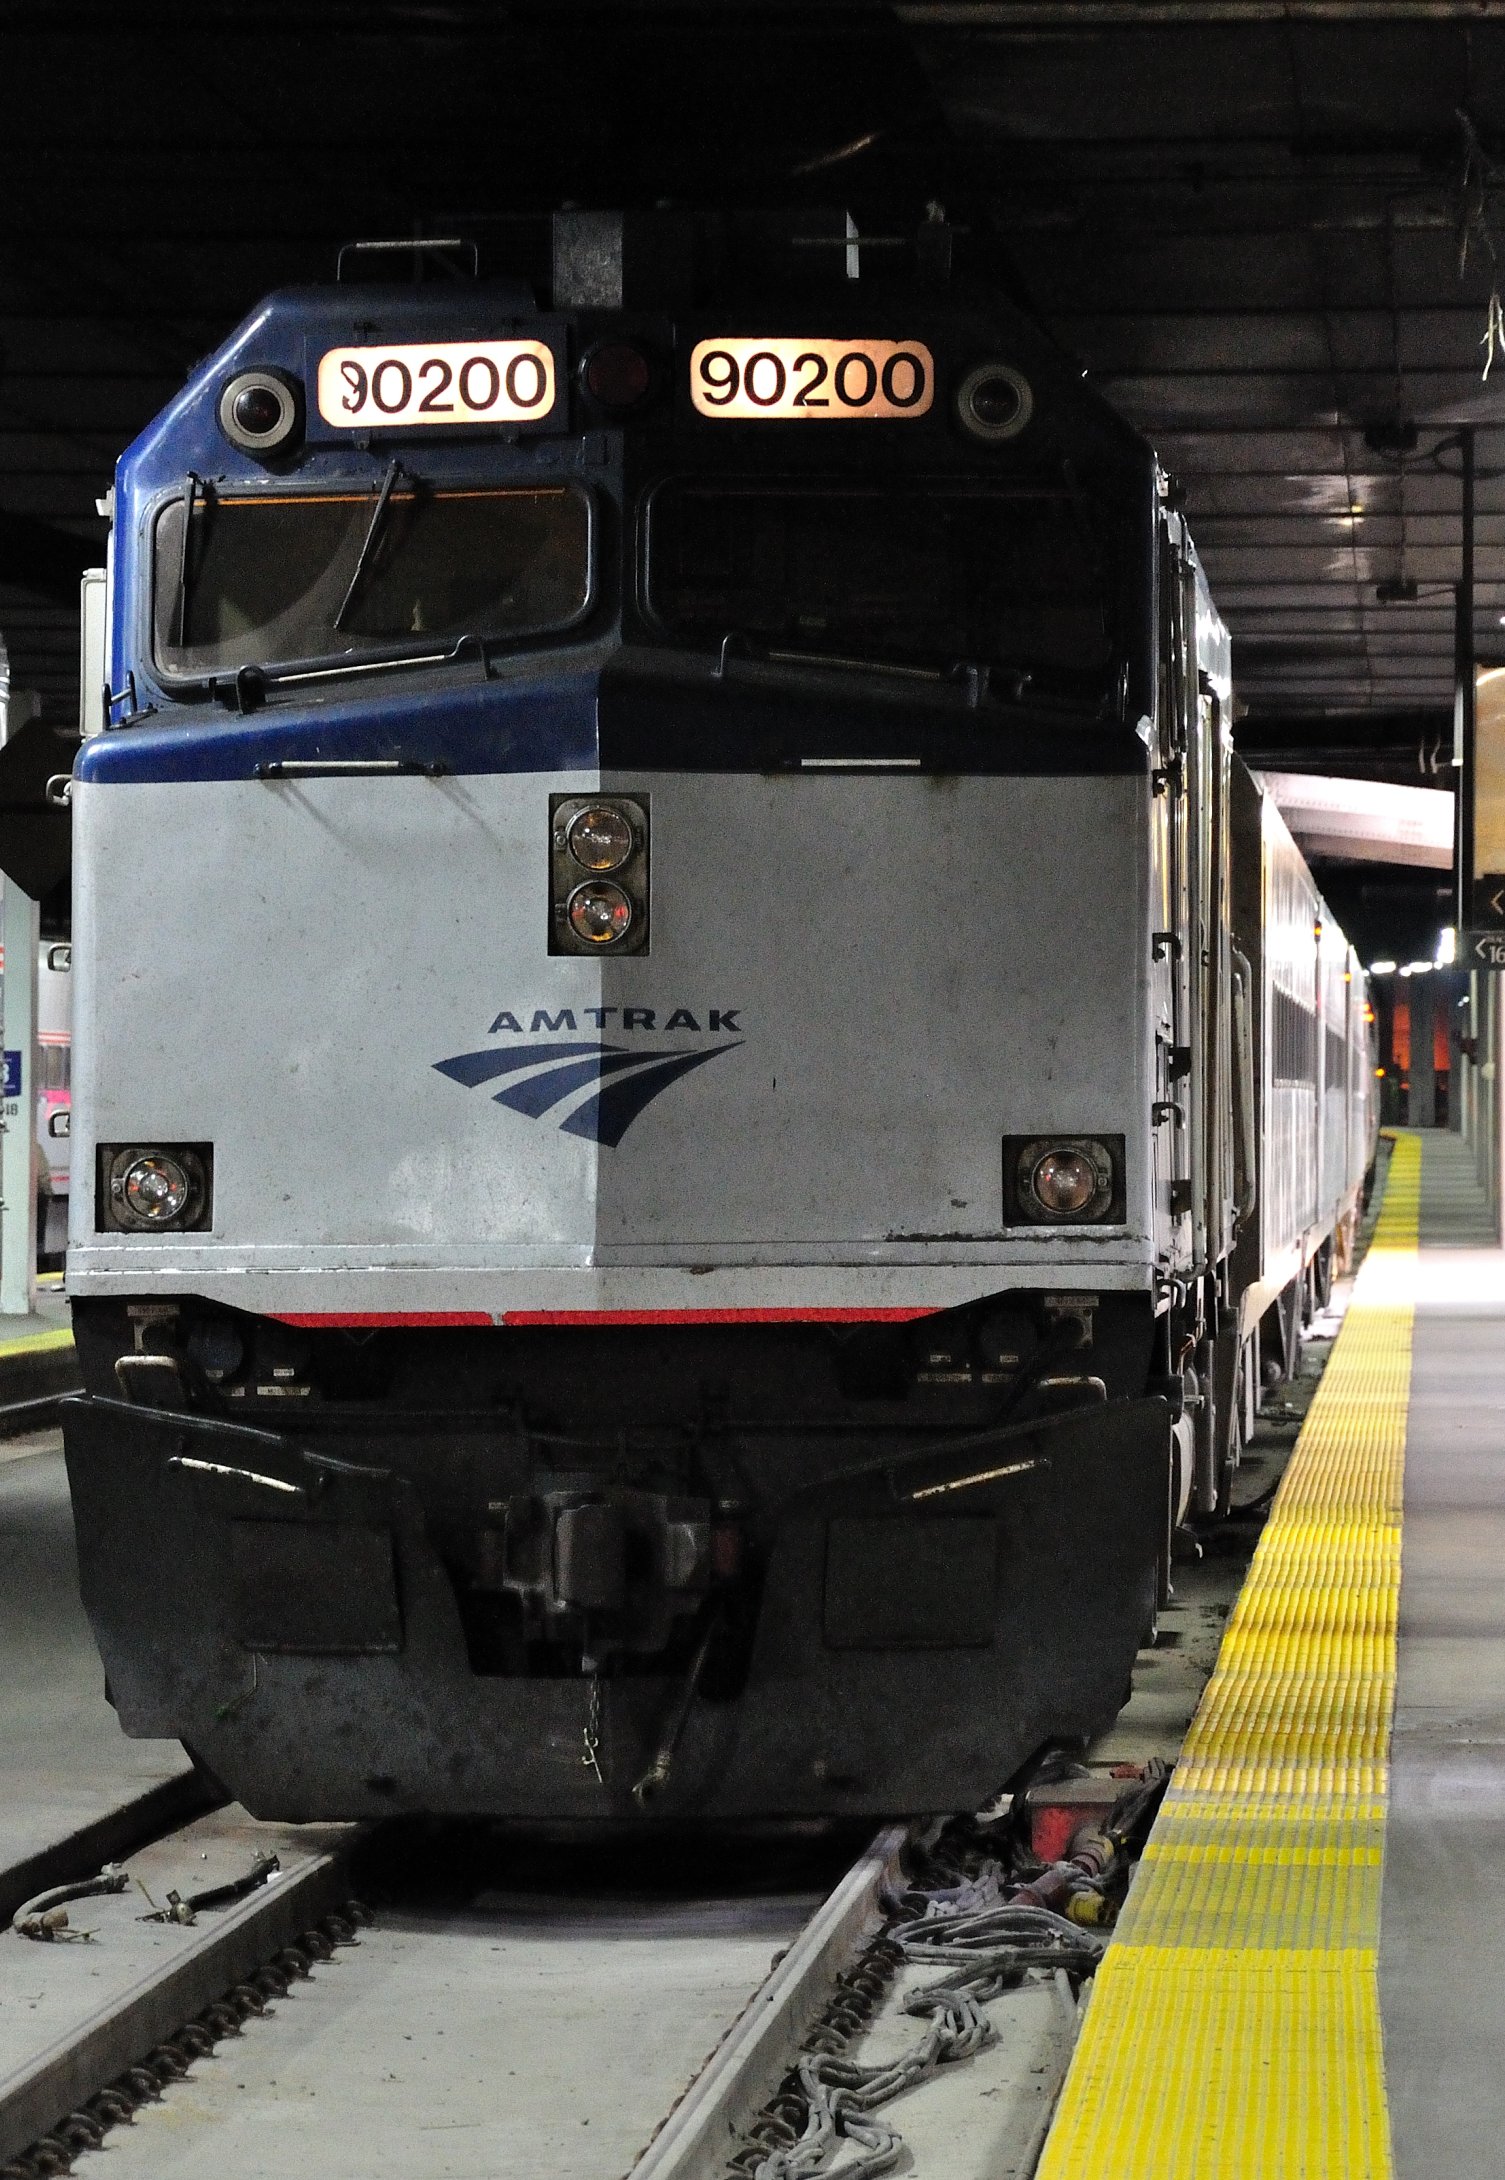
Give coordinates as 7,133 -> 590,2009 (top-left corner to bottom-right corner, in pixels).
0,1899 -> 370,2179
726,1937 -> 906,2178
721,1785 -> 1165,2180
738,1903 -> 1103,2180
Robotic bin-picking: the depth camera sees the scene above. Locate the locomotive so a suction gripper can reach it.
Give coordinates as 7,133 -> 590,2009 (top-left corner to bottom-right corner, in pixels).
55,210 -> 1374,1820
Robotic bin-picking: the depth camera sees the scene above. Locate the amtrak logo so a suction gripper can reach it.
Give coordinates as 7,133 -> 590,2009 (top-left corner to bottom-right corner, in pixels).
434,1007 -> 744,1148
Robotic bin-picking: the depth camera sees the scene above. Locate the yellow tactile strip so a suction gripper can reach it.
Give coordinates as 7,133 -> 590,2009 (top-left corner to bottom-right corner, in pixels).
1037,1132 -> 1420,2179
0,1325 -> 73,1357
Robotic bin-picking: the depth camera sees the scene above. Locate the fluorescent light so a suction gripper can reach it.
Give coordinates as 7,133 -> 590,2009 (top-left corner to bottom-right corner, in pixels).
1369,959 -> 1398,975
1404,960 -> 1434,975
1437,925 -> 1458,966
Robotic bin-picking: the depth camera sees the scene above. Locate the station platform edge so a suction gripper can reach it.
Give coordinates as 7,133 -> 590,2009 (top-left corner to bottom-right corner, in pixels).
1037,1133 -> 1421,2180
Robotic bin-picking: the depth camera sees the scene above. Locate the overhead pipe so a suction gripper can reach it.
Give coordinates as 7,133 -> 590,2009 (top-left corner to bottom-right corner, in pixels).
900,5 -> 1505,22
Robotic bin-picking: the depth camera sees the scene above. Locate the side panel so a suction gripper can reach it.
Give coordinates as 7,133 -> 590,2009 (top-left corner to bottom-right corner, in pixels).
1262,795 -> 1321,1282
1318,910 -> 1351,1221
1228,756 -> 1266,1330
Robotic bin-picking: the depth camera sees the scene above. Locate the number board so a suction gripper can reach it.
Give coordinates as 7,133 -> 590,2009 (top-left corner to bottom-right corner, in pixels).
316,340 -> 557,430
690,338 -> 934,420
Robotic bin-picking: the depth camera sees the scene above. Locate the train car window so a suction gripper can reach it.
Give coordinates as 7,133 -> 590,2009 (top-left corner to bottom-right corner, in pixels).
153,482 -> 591,679
647,481 -> 1115,694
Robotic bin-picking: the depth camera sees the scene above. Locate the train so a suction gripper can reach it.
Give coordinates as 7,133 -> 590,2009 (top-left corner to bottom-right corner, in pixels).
50,208 -> 1374,1821
36,940 -> 71,1264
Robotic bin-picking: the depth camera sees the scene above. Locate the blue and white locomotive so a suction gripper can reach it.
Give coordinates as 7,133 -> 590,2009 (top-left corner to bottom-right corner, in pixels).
56,212 -> 1373,1820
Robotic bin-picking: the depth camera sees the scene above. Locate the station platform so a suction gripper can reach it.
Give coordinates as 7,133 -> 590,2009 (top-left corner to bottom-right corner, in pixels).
0,1277 -> 75,1411
1038,1128 -> 1505,2179
0,1429 -> 195,1923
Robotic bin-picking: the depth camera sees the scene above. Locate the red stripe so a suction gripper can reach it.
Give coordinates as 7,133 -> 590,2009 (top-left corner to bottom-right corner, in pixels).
499,1307 -> 938,1326
269,1306 -> 938,1329
271,1311 -> 492,1328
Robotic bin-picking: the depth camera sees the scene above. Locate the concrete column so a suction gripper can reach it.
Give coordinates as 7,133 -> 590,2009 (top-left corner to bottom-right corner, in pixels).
1410,973 -> 1436,1127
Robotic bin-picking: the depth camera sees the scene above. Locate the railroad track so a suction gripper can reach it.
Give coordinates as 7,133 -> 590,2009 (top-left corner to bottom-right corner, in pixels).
2,1801 -> 1115,2180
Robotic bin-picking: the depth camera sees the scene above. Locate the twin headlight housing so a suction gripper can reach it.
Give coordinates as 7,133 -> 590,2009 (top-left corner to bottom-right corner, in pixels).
549,795 -> 649,954
1006,1136 -> 1122,1225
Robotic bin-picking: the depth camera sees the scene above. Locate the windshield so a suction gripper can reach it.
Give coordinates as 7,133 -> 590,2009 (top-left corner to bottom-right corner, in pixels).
154,480 -> 591,677
647,481 -> 1116,696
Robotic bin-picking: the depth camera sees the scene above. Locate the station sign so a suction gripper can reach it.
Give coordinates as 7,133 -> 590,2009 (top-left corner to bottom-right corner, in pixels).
1469,930 -> 1505,970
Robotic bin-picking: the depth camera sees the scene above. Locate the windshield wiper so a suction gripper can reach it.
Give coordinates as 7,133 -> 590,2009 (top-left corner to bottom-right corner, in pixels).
715,630 -> 946,684
715,633 -> 1019,707
209,631 -> 490,714
175,472 -> 203,648
334,457 -> 405,632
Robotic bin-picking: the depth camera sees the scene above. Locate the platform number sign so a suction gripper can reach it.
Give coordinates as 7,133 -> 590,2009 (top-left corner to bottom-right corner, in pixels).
2,1051 -> 19,1099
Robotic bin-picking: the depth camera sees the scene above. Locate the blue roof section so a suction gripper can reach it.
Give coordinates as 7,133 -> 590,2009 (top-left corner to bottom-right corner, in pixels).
108,282 -> 566,709
115,283 -> 544,489
76,669 -> 600,784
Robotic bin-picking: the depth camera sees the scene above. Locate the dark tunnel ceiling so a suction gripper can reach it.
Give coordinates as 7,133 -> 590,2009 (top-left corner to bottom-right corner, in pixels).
7,0 -> 1505,800
899,0 -> 1505,783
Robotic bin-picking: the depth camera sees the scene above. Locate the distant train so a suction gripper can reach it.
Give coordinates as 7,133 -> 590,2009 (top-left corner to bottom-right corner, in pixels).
53,209 -> 1374,1821
36,941 -> 71,1264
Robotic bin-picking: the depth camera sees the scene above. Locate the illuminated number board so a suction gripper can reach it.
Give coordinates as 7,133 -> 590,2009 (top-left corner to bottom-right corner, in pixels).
316,340 -> 557,430
690,338 -> 935,421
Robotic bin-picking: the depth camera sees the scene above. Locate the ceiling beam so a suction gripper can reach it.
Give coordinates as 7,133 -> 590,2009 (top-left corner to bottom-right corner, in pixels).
899,4 -> 1505,21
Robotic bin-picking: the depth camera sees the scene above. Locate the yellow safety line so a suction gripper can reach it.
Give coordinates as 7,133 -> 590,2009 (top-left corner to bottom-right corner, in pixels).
0,1325 -> 74,1357
1037,1133 -> 1421,2180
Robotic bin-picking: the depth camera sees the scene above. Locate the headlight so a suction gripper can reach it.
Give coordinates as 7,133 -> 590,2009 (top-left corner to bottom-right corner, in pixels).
1007,1135 -> 1119,1224
567,881 -> 634,946
101,1144 -> 211,1233
123,1153 -> 190,1222
1031,1149 -> 1097,1215
217,368 -> 302,458
566,805 -> 634,872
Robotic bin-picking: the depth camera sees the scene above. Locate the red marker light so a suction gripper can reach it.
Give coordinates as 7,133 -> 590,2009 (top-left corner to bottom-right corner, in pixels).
582,342 -> 653,413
